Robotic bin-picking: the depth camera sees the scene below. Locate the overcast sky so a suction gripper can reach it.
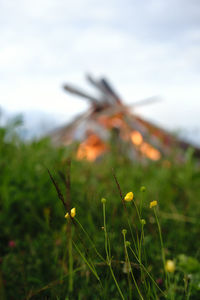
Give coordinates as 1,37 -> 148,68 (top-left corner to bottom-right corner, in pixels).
1,0 -> 200,142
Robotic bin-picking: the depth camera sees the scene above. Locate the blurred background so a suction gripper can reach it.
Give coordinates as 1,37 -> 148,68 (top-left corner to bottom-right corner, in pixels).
1,0 -> 200,144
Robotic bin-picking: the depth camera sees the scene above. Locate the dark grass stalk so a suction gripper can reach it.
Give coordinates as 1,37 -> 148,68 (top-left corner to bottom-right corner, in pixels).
113,171 -> 139,255
48,165 -> 74,294
49,167 -> 103,268
64,160 -> 73,293
47,169 -> 66,210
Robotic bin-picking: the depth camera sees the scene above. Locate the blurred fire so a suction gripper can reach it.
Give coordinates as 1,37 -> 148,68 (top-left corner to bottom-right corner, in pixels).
98,113 -> 124,129
76,125 -> 161,162
140,142 -> 161,160
77,134 -> 107,161
131,131 -> 143,146
131,130 -> 161,161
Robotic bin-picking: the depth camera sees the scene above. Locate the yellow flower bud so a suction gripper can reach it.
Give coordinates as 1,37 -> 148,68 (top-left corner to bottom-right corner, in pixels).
70,207 -> 76,218
101,198 -> 106,204
65,207 -> 76,219
122,229 -> 127,236
140,186 -> 146,192
65,212 -> 69,219
124,192 -> 134,202
165,260 -> 175,273
150,200 -> 157,208
125,241 -> 131,247
141,219 -> 146,225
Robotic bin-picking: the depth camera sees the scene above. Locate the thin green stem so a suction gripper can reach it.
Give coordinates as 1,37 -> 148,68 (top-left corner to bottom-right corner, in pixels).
139,224 -> 148,289
127,218 -> 138,255
103,203 -> 109,263
133,200 -> 141,221
72,240 -> 101,283
60,234 -> 68,282
129,245 -> 167,298
68,230 -> 73,293
109,265 -> 125,300
139,194 -> 144,215
132,200 -> 145,284
154,208 -> 168,288
102,201 -> 125,300
75,217 -> 105,262
123,234 -> 144,300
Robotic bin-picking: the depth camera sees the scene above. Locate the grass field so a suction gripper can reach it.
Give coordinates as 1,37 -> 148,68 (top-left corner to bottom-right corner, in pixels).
0,122 -> 200,299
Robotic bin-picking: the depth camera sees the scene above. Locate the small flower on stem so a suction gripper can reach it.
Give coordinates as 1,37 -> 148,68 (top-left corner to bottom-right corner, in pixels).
65,207 -> 76,219
124,192 -> 134,202
150,200 -> 157,208
165,260 -> 175,273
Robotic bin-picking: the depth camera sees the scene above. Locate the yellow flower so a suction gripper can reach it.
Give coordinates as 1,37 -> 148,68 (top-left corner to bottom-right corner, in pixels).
70,207 -> 76,218
150,200 -> 157,208
124,192 -> 134,202
65,207 -> 76,219
165,260 -> 175,273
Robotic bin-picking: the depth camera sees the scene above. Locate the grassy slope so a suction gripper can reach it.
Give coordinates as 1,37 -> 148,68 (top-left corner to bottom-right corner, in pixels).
0,125 -> 200,299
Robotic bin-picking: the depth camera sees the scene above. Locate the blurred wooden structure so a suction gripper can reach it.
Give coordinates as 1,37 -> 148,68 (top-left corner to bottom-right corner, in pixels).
50,74 -> 200,161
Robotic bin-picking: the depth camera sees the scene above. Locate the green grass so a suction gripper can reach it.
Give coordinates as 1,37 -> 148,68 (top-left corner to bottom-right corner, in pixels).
0,122 -> 200,299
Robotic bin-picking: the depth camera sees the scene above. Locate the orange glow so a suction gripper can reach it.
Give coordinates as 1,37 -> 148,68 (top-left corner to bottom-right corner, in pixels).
98,113 -> 124,129
140,142 -> 161,161
76,134 -> 107,161
131,131 -> 143,146
130,130 -> 161,160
